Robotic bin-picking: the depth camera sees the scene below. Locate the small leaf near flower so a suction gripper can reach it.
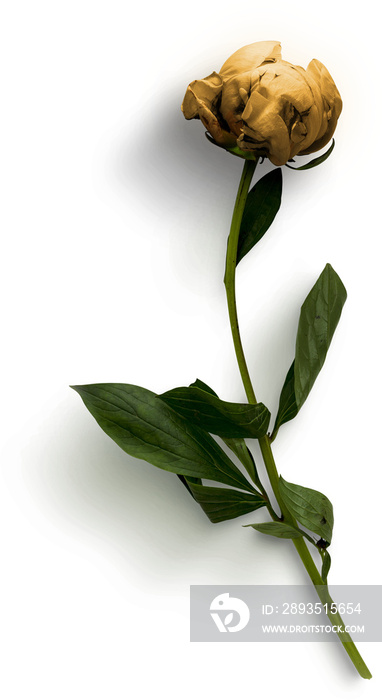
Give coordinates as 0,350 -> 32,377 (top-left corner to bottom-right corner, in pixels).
285,139 -> 335,170
237,168 -> 282,264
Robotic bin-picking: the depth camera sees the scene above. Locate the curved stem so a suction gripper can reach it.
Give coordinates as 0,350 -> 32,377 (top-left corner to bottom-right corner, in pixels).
224,159 -> 258,405
224,160 -> 372,680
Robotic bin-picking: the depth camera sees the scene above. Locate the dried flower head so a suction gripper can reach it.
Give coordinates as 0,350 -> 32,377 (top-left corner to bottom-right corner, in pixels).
182,41 -> 342,166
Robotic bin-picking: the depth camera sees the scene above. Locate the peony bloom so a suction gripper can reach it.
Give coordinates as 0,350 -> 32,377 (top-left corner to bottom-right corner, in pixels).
181,41 -> 342,166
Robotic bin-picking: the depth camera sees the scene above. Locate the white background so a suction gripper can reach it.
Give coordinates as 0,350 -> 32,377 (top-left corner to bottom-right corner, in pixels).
1,1 -> 381,698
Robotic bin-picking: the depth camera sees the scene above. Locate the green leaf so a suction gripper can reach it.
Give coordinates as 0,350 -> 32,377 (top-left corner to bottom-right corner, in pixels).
245,521 -> 303,539
158,385 -> 270,439
271,362 -> 297,441
286,139 -> 335,170
187,482 -> 267,523
237,168 -> 282,264
321,550 -> 332,584
278,476 -> 334,543
177,474 -> 202,498
273,264 -> 347,435
294,263 -> 347,407
189,378 -> 218,397
72,383 -> 255,492
223,437 -> 261,487
178,378 -> 213,497
189,380 -> 261,487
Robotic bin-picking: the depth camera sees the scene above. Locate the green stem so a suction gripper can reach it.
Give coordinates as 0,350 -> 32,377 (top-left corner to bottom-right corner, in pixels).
224,159 -> 258,406
293,537 -> 372,680
224,160 -> 372,680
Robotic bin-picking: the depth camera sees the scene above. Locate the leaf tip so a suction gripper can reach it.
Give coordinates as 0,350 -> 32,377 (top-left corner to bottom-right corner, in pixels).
70,384 -> 88,398
325,262 -> 348,299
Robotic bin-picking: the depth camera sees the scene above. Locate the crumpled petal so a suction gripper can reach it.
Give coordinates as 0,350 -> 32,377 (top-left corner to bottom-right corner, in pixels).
219,73 -> 252,136
187,88 -> 236,146
240,91 -> 291,166
181,72 -> 223,119
220,41 -> 282,78
299,59 -> 342,154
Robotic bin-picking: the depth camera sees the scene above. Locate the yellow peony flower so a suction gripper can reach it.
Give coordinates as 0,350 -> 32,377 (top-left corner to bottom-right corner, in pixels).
182,41 -> 342,166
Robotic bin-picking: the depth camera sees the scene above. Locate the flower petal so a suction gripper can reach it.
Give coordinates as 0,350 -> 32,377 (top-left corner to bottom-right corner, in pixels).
240,91 -> 291,166
299,59 -> 342,155
220,41 -> 282,78
255,62 -> 314,114
181,72 -> 223,119
186,89 -> 236,146
220,73 -> 252,136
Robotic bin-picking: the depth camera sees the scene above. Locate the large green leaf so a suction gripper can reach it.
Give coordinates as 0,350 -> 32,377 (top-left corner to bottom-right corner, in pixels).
273,264 -> 347,436
177,474 -> 202,497
187,482 -> 267,523
245,521 -> 303,539
271,362 -> 298,438
158,385 -> 270,439
189,379 -> 261,487
189,378 -> 218,397
176,380 -> 216,497
72,383 -> 255,492
237,168 -> 282,264
294,263 -> 347,407
278,476 -> 334,543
